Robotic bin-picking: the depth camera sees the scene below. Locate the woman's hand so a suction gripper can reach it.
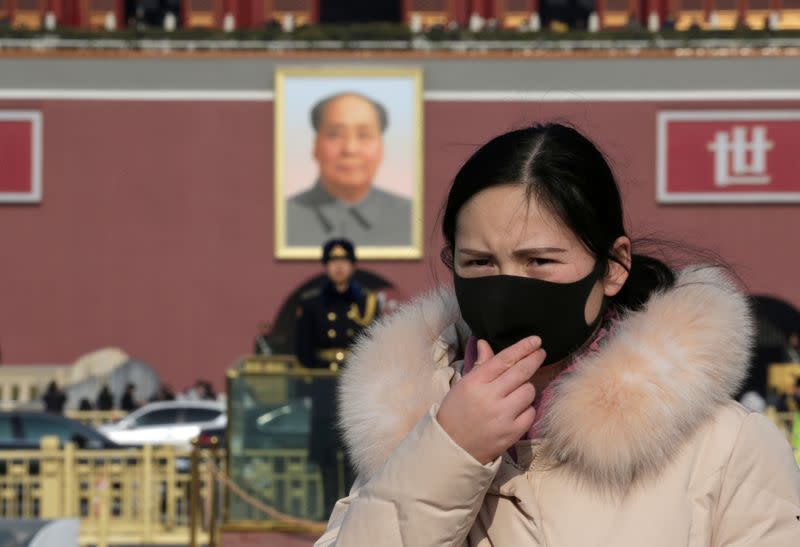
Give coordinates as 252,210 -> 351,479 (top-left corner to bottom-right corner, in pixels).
437,337 -> 546,464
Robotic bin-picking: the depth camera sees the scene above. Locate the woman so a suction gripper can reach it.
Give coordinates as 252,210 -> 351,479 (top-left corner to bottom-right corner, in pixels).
315,124 -> 800,546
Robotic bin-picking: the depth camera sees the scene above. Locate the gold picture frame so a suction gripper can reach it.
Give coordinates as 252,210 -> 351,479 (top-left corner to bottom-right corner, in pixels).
274,67 -> 424,260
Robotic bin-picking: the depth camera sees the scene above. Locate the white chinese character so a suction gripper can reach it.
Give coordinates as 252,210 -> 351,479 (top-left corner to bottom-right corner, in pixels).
707,125 -> 774,187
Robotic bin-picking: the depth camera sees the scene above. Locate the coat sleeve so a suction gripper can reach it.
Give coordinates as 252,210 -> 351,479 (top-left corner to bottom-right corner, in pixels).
712,412 -> 800,547
295,300 -> 316,368
314,406 -> 501,547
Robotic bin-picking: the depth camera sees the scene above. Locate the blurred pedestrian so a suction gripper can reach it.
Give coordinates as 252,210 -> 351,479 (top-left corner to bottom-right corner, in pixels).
96,384 -> 114,411
42,381 -> 66,414
79,398 -> 93,411
120,383 -> 139,412
181,384 -> 199,400
197,380 -> 216,401
150,385 -> 176,402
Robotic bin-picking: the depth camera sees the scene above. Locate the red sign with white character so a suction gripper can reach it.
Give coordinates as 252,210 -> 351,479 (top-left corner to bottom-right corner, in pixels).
0,111 -> 42,203
657,110 -> 800,203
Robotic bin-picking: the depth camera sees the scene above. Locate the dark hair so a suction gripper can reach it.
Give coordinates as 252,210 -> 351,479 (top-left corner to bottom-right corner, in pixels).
441,123 -> 675,313
311,92 -> 389,133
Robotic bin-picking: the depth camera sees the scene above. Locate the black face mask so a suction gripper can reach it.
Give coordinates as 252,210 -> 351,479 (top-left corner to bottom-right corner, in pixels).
454,265 -> 604,366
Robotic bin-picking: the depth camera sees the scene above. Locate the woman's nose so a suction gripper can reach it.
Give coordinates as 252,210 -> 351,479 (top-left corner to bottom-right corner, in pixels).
497,261 -> 527,277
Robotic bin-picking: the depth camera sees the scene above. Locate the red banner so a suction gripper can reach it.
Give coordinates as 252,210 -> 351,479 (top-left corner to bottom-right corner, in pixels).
0,112 -> 42,203
657,110 -> 800,203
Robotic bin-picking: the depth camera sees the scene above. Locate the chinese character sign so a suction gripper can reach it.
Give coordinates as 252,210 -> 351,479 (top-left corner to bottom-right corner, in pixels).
0,111 -> 42,203
657,111 -> 800,203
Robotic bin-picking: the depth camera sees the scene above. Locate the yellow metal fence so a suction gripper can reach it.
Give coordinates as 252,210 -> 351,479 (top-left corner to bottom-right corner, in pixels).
1,409 -> 795,546
0,437 -> 221,546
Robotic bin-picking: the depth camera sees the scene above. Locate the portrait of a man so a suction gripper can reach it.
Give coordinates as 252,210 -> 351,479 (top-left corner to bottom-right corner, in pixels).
286,92 -> 411,246
274,68 -> 423,260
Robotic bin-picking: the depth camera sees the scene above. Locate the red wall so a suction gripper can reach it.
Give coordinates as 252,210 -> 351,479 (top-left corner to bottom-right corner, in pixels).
1,98 -> 798,390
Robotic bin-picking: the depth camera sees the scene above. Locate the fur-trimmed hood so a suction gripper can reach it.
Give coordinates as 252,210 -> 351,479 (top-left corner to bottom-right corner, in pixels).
338,267 -> 753,490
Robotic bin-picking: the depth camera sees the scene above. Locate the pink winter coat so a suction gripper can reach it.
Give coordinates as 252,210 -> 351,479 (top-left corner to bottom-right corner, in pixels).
316,267 -> 800,546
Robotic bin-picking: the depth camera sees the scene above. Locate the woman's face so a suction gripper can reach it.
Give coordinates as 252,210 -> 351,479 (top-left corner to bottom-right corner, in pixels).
454,184 -> 630,324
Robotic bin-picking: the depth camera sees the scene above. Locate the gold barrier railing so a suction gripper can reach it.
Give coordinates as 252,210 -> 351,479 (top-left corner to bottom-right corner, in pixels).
188,439 -> 331,546
4,405 -> 779,546
0,436 -> 222,546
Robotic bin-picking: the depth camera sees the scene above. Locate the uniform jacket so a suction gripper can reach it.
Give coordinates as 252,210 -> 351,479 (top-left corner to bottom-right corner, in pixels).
315,267 -> 800,546
296,280 -> 380,465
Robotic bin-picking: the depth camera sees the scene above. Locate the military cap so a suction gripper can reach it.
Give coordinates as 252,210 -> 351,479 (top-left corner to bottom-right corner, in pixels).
322,238 -> 357,264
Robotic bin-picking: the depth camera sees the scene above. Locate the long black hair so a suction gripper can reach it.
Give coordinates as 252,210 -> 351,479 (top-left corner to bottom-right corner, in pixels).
441,123 -> 675,313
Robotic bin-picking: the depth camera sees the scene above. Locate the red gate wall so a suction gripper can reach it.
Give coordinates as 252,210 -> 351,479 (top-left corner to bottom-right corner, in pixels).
0,96 -> 797,388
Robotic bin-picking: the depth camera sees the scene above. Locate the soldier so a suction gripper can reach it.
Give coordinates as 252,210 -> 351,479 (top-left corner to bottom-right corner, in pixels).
294,238 -> 380,518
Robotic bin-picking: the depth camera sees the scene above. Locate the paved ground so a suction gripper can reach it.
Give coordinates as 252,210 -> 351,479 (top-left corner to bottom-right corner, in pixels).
221,531 -> 319,546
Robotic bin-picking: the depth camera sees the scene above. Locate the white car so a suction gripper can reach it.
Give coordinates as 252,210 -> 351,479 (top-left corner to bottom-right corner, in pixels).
98,400 -> 226,448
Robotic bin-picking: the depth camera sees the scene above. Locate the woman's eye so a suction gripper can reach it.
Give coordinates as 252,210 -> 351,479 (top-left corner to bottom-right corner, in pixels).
528,258 -> 553,266
466,259 -> 491,267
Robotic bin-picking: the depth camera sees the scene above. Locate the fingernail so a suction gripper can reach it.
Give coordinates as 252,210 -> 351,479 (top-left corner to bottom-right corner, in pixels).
528,336 -> 541,348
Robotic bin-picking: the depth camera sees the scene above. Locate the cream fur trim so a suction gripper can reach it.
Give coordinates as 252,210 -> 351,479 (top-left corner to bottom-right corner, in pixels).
338,267 -> 752,488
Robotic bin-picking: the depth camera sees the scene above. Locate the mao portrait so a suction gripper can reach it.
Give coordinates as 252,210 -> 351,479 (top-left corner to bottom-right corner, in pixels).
274,68 -> 423,260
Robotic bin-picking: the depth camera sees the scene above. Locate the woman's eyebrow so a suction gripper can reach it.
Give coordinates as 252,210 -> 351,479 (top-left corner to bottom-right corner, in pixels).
457,248 -> 491,256
513,247 -> 567,256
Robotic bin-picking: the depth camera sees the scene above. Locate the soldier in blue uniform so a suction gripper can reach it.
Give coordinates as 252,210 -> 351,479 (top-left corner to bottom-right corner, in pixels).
295,238 -> 380,518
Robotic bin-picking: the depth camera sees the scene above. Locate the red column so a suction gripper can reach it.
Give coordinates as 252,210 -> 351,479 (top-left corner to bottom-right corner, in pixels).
254,0 -> 266,28
453,0 -> 469,25
181,0 -> 189,28
630,0 -> 640,19
57,0 -> 72,26
484,0 -> 496,19
215,0 -> 224,27
116,0 -> 124,28
495,0 -> 505,24
239,0 -> 263,28
51,0 -> 74,25
310,0 -> 319,23
239,0 -> 253,28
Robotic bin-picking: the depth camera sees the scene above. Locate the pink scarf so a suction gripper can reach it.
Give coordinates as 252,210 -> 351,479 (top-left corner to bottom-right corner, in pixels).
461,309 -> 617,440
